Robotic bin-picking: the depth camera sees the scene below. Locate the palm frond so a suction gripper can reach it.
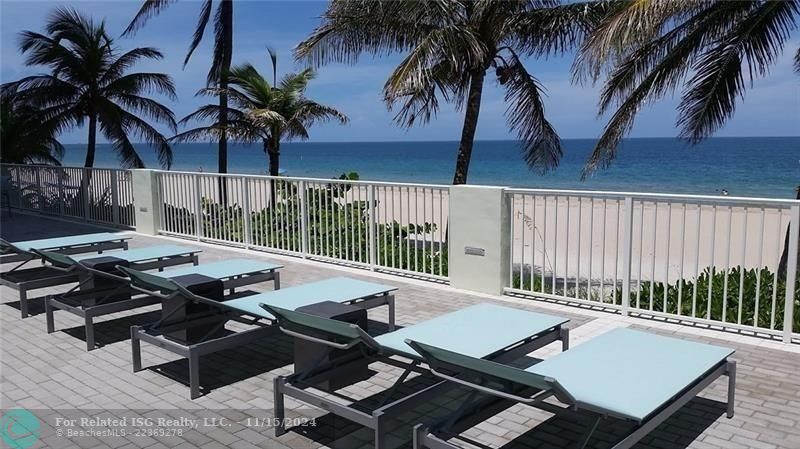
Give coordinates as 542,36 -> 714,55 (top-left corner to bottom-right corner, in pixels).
112,93 -> 177,132
184,0 -> 213,67
678,0 -> 799,143
100,47 -> 164,85
122,0 -> 176,36
500,55 -> 561,173
511,1 -> 609,59
294,0 -> 449,67
795,46 -> 800,73
103,72 -> 177,100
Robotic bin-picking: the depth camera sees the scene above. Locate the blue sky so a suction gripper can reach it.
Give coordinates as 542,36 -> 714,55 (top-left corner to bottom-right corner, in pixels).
1,0 -> 798,144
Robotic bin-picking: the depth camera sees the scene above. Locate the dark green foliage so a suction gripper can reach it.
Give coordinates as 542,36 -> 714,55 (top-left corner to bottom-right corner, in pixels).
164,178 -> 447,277
622,266 -> 800,331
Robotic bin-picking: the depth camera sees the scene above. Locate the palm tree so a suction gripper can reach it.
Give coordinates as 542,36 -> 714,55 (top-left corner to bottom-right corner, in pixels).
173,50 -> 349,202
0,92 -> 64,165
295,0 -> 605,185
5,8 -> 177,168
124,0 -> 234,176
576,0 -> 799,176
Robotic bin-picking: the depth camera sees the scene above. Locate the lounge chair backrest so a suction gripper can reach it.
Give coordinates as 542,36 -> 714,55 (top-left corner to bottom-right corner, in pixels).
0,238 -> 27,256
32,249 -> 77,269
406,339 -> 572,403
117,265 -> 180,294
260,304 -> 380,351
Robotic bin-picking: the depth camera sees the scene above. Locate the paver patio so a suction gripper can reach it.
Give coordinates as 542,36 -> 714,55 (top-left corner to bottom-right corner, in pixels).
1,213 -> 799,449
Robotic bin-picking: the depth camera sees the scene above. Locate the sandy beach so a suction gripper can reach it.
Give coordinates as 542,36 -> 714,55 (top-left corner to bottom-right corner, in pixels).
509,195 -> 791,286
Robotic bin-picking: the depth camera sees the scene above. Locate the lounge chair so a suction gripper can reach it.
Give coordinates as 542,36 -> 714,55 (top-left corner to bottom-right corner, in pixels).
265,303 -> 570,449
408,327 -> 736,449
39,245 -> 201,350
1,232 -> 130,263
0,233 -> 132,318
120,267 -> 395,399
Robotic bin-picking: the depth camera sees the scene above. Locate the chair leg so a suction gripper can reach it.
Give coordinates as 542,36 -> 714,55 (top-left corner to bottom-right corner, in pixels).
45,298 -> 55,334
189,350 -> 200,399
374,413 -> 386,449
274,376 -> 286,436
85,315 -> 95,351
131,326 -> 142,372
727,360 -> 737,418
560,326 -> 570,351
20,288 -> 28,318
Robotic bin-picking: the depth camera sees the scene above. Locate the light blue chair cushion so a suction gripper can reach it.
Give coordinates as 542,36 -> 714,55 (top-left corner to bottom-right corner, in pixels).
12,233 -> 129,252
155,258 -> 282,280
528,327 -> 734,421
73,245 -> 200,263
224,277 -> 396,318
376,303 -> 568,359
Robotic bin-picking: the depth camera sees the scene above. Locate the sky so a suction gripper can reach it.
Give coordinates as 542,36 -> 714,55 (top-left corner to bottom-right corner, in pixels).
1,0 -> 798,145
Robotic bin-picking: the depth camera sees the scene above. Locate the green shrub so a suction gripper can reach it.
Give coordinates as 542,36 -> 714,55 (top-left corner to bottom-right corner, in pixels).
163,177 -> 448,277
622,266 -> 800,331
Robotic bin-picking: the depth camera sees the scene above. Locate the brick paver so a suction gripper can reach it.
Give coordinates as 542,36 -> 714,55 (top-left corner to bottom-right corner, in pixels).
1,214 -> 799,448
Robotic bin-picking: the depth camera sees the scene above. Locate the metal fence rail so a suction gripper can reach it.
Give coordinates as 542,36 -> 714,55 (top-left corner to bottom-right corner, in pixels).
155,171 -> 449,280
505,188 -> 800,342
1,164 -> 135,228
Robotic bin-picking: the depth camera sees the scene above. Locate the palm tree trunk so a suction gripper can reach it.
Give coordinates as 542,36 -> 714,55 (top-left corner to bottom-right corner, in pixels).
265,138 -> 281,207
268,143 -> 280,177
778,185 -> 800,278
216,0 -> 233,204
452,70 -> 486,185
84,114 -> 97,168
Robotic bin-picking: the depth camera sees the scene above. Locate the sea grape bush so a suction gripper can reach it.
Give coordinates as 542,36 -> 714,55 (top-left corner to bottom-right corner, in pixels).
512,266 -> 799,331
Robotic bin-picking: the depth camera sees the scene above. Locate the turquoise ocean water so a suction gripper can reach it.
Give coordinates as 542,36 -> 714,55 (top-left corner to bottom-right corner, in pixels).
60,137 -> 799,198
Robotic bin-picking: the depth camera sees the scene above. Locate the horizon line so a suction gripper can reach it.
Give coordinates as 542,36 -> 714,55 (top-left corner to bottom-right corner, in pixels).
60,135 -> 800,145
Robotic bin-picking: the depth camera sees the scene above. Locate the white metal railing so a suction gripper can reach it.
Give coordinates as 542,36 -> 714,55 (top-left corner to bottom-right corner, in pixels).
505,188 -> 800,343
155,170 -> 449,279
1,164 -> 135,228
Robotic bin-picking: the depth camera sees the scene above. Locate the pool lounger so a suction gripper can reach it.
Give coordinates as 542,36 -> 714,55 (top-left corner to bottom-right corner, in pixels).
266,303 -> 570,449
0,233 -> 131,318
0,233 -> 130,263
40,245 -> 201,350
410,328 -> 736,449
120,268 -> 395,399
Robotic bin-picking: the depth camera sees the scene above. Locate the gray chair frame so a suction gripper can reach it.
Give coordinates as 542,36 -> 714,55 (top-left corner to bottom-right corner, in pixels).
410,342 -> 736,449
43,250 -> 200,351
0,237 -> 130,318
126,271 -> 395,399
268,305 -> 569,449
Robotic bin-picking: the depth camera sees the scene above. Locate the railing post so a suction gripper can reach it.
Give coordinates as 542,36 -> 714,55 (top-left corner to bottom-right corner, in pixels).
34,167 -> 43,212
194,175 -> 203,241
57,168 -> 65,216
620,196 -> 634,316
368,184 -> 377,270
783,204 -> 799,343
448,186 -> 510,295
81,168 -> 91,220
299,180 -> 309,258
242,177 -> 251,248
131,169 -> 160,235
111,170 -> 120,225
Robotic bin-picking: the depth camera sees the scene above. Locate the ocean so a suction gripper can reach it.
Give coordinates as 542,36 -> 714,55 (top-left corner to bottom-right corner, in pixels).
60,137 -> 799,198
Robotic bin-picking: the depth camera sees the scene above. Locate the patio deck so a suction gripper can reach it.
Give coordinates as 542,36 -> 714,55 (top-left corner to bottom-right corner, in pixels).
1,213 -> 799,449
